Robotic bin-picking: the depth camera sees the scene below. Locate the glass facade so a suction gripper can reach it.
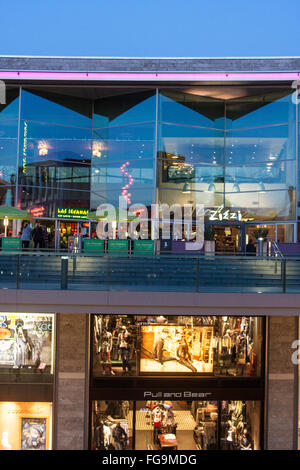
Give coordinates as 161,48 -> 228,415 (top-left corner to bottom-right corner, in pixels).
0,86 -> 296,220
0,84 -> 298,249
91,399 -> 261,450
92,315 -> 263,377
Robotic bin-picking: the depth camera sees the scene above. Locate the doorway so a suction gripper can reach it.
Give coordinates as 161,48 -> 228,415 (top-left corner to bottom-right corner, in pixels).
213,225 -> 241,253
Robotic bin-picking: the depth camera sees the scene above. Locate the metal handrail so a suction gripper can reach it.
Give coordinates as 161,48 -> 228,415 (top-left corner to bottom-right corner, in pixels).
266,237 -> 284,258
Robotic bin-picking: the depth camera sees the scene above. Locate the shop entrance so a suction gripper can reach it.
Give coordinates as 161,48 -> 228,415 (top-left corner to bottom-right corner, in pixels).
56,220 -> 90,251
209,222 -> 245,253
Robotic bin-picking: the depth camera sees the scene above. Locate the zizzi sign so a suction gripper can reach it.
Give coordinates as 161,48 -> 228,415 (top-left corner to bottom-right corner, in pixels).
56,207 -> 89,220
205,205 -> 242,221
144,391 -> 212,399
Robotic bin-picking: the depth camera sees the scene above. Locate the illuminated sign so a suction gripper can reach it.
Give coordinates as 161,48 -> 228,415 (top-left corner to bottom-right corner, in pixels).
206,205 -> 242,221
29,206 -> 46,218
22,121 -> 28,175
56,207 -> 89,220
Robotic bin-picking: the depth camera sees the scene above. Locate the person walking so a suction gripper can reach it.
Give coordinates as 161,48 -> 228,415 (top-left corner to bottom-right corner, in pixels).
21,223 -> 32,250
32,224 -> 44,250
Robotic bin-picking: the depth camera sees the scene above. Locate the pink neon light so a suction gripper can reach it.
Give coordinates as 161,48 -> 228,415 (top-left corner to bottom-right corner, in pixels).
120,162 -> 134,204
0,71 -> 299,81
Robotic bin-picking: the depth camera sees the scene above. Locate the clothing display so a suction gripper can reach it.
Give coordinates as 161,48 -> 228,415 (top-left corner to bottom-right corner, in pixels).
93,315 -> 261,378
93,400 -> 131,450
0,314 -> 53,370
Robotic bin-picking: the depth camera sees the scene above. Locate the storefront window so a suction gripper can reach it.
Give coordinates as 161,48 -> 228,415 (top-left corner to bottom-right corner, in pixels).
91,399 -> 261,450
91,400 -> 133,450
0,401 -> 53,450
0,313 -> 55,382
92,315 -> 263,378
220,401 -> 261,450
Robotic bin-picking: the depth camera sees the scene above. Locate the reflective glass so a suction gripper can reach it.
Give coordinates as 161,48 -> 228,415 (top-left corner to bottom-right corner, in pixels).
226,89 -> 295,129
225,123 -> 296,165
159,124 -> 224,165
19,186 -> 90,218
225,159 -> 296,188
18,161 -> 90,191
0,88 -> 19,184
225,188 -> 295,221
159,90 -> 225,129
91,187 -> 154,210
21,89 -> 92,127
93,90 -> 156,127
0,185 -> 16,206
19,120 -> 92,164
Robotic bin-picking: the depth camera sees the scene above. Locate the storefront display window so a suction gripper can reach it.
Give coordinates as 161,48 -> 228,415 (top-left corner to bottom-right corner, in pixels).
0,401 -> 53,450
92,315 -> 263,378
220,401 -> 261,450
0,313 -> 55,381
91,400 -> 133,450
91,400 -> 261,450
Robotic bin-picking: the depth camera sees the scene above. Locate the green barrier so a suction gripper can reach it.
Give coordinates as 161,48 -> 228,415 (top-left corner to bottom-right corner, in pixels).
107,239 -> 128,256
133,239 -> 154,256
2,237 -> 22,252
83,238 -> 105,254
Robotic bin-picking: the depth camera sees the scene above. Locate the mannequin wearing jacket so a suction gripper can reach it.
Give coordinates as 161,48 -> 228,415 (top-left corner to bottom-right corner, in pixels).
100,329 -> 115,375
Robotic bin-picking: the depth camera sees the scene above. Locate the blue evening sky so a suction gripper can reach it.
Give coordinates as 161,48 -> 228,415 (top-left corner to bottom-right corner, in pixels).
0,0 -> 299,57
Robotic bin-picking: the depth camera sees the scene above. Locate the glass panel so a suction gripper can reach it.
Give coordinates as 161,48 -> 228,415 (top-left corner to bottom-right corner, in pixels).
91,400 -> 133,450
19,120 -> 92,164
18,186 -> 90,218
277,224 -> 295,243
0,402 -> 53,450
159,90 -> 225,129
19,161 -> 91,191
220,401 -> 261,450
158,186 -> 224,212
93,90 -> 156,127
226,188 -> 296,221
21,89 -> 92,127
92,315 -> 263,378
226,89 -> 295,129
159,123 -> 225,165
0,185 -> 16,206
91,187 -> 154,211
0,88 -> 19,184
225,123 -> 296,165
0,313 -> 55,383
92,159 -> 154,190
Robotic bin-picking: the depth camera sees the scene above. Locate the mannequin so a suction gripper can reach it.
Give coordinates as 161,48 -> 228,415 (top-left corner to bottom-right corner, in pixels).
152,405 -> 162,444
15,323 -> 28,368
118,326 -> 131,374
239,428 -> 252,450
176,337 -> 197,372
112,421 -> 128,450
100,328 -> 114,375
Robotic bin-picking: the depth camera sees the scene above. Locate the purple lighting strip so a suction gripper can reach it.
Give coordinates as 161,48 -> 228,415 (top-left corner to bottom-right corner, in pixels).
0,71 -> 299,81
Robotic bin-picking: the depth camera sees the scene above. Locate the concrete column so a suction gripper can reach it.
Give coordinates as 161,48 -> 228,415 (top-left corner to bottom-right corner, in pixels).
54,313 -> 88,450
266,316 -> 298,450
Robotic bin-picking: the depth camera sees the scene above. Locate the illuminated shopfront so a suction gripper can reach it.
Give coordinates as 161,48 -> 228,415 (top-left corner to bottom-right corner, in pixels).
0,85 -> 299,250
0,313 -> 55,382
0,401 -> 53,450
90,314 -> 265,450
